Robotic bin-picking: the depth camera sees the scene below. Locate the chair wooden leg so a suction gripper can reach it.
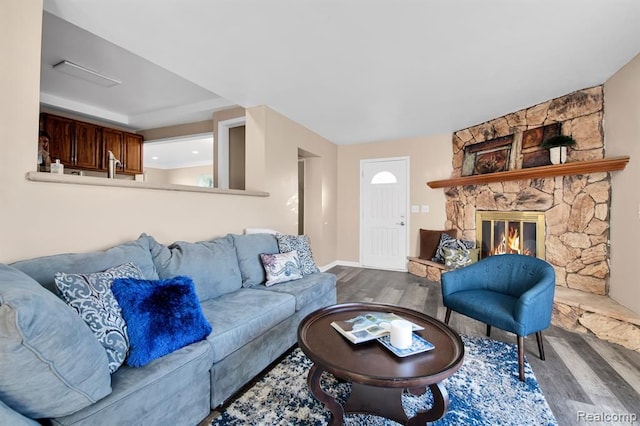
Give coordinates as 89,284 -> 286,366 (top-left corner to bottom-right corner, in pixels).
444,308 -> 451,324
517,336 -> 525,382
486,324 -> 491,337
536,331 -> 545,360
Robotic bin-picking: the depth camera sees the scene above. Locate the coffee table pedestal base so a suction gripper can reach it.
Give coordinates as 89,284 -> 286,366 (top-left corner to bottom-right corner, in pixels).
308,364 -> 450,425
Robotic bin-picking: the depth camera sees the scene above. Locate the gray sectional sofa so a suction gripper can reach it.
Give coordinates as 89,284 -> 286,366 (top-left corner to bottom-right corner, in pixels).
0,232 -> 337,425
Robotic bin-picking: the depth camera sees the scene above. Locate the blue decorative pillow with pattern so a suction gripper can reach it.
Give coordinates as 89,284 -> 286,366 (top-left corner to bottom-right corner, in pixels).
55,262 -> 144,373
260,251 -> 303,286
433,233 -> 475,264
275,234 -> 319,275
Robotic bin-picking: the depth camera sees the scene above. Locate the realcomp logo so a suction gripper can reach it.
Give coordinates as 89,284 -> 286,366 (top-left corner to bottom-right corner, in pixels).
577,411 -> 638,423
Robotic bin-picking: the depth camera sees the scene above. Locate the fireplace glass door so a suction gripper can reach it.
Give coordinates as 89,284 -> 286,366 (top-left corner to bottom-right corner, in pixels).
476,211 -> 545,260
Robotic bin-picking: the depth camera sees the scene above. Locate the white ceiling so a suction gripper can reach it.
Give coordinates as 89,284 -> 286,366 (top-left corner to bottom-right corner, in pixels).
42,0 -> 640,145
40,12 -> 236,131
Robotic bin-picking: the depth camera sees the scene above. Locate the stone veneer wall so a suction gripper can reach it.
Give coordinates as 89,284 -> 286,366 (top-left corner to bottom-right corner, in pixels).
444,86 -> 611,296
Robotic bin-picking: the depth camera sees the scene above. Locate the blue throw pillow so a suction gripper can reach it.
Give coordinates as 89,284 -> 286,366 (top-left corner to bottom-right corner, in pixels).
111,276 -> 212,368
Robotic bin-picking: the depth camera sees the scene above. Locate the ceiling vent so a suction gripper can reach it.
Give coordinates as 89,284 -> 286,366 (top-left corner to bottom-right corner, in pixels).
52,60 -> 121,87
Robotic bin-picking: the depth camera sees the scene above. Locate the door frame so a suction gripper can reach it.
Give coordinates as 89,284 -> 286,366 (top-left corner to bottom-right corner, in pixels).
359,156 -> 410,271
217,116 -> 246,189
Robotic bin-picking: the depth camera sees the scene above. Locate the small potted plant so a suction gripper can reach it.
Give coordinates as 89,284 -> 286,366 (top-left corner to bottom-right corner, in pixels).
541,134 -> 576,165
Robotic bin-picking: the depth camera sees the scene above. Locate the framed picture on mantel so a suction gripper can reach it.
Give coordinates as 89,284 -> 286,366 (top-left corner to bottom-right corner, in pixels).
462,135 -> 514,176
521,123 -> 560,168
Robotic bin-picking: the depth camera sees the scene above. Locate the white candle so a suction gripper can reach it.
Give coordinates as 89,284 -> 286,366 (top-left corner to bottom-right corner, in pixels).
390,319 -> 413,349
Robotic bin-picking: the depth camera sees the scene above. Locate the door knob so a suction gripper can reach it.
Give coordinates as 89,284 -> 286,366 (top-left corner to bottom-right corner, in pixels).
397,221 -> 405,226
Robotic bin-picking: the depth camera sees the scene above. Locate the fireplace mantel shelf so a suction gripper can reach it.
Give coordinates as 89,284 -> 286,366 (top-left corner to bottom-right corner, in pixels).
426,156 -> 630,189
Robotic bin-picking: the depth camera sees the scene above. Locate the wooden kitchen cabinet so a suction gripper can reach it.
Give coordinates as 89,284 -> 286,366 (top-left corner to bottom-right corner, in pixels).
74,121 -> 101,170
102,128 -> 124,169
41,113 -> 143,175
123,133 -> 143,174
102,128 -> 144,175
43,114 -> 74,167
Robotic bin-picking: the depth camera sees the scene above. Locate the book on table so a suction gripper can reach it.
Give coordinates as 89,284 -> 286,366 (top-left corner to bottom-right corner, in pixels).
330,312 -> 425,344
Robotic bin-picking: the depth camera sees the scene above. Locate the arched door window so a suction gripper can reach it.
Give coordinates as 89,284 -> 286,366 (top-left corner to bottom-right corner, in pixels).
370,171 -> 397,184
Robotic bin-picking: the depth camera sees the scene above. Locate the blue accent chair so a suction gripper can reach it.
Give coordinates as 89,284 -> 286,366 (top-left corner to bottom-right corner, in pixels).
441,254 -> 556,381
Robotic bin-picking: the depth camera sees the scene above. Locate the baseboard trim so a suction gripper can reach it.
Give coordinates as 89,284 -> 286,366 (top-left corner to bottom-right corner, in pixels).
319,260 -> 407,273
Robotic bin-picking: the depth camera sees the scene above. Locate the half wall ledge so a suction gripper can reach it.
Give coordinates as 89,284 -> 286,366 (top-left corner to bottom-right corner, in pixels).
426,156 -> 630,189
26,171 -> 269,197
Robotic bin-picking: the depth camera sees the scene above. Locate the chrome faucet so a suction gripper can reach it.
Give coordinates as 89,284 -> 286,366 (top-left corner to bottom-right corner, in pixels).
107,150 -> 122,179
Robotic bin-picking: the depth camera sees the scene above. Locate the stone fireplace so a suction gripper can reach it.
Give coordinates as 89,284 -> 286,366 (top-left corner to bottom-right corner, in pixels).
436,85 -> 640,351
444,86 -> 610,295
476,211 -> 545,260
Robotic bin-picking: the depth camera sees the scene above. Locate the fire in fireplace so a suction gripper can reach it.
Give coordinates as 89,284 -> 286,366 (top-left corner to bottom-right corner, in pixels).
475,211 -> 545,260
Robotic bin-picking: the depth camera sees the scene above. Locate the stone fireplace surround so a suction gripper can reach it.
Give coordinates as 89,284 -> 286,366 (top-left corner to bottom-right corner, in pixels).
441,86 -> 639,351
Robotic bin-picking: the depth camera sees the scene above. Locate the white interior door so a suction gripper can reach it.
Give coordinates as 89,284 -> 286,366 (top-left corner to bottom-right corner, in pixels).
360,158 -> 409,270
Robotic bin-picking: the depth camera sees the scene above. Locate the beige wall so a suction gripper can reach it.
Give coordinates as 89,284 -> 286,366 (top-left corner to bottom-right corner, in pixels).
145,165 -> 213,187
604,53 -> 640,314
336,135 -> 453,264
0,3 -> 337,268
138,120 -> 213,142
260,107 -> 338,265
143,167 -> 170,184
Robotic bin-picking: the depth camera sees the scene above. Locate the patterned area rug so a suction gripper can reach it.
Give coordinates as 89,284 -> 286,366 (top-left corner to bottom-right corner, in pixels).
211,335 -> 557,425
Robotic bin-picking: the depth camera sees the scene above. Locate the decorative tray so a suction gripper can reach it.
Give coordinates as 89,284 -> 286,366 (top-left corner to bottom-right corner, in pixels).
377,333 -> 435,357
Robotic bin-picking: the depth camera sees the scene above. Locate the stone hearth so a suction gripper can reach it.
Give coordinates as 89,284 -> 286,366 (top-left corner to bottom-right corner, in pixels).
440,85 -> 640,351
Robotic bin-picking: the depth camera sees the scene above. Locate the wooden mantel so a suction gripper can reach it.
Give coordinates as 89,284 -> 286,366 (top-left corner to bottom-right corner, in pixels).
427,156 -> 630,189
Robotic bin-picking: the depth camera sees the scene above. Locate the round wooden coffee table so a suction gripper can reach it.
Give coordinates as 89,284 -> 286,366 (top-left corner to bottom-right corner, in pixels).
297,302 -> 464,425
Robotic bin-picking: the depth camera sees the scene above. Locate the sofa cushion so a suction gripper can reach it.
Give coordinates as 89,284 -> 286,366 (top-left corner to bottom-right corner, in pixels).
200,288 -> 295,362
52,340 -> 213,426
230,233 -> 279,287
54,262 -> 144,373
112,276 -> 212,367
275,234 -> 320,275
260,251 -> 303,286
419,229 -> 457,261
443,289 -> 521,333
148,235 -> 242,301
256,272 -> 337,311
10,234 -> 158,295
0,264 -> 111,419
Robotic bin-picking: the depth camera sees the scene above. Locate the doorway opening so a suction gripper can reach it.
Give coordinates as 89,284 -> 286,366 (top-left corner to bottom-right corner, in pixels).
217,116 -> 246,190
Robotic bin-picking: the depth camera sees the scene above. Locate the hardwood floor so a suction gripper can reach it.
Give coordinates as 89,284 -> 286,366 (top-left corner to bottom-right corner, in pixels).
330,266 -> 640,426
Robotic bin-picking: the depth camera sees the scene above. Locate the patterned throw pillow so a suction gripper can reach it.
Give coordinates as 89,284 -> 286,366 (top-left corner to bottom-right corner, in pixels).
443,246 -> 472,270
54,262 -> 144,373
275,234 -> 319,275
260,251 -> 303,286
433,233 -> 475,264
